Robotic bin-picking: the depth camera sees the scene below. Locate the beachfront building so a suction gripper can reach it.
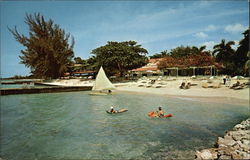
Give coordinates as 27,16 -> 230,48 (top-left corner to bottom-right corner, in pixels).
129,58 -> 163,77
64,64 -> 96,79
71,71 -> 96,78
129,53 -> 223,77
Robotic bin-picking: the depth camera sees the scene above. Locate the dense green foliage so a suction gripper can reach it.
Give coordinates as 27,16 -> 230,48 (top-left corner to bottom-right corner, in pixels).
155,28 -> 249,76
149,46 -> 209,59
245,52 -> 250,72
212,39 -> 235,74
168,45 -> 209,58
91,41 -> 148,77
149,50 -> 168,58
9,13 -> 74,79
235,28 -> 249,75
211,28 -> 249,76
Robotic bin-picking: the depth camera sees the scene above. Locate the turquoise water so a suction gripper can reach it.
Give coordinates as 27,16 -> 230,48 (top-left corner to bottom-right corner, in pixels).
0,84 -> 50,89
0,92 -> 249,159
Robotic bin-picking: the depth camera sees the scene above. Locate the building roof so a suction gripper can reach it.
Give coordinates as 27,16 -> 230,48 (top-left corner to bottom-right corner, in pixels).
148,58 -> 163,64
131,66 -> 159,72
73,71 -> 95,74
157,53 -> 223,69
130,54 -> 223,72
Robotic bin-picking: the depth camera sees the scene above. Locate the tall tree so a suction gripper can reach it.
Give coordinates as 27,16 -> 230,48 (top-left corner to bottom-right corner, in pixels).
149,50 -> 168,59
91,41 -> 148,77
212,39 -> 235,74
192,45 -> 206,53
169,45 -> 207,57
245,52 -> 250,72
235,28 -> 249,75
170,45 -> 193,57
212,39 -> 235,62
74,57 -> 84,64
9,13 -> 74,79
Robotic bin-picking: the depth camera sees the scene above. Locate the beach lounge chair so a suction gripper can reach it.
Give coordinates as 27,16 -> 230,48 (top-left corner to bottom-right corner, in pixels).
234,86 -> 244,90
155,85 -> 162,88
233,83 -> 246,90
202,82 -> 209,88
146,83 -> 153,88
212,82 -> 221,88
154,83 -> 165,88
138,84 -> 145,87
207,79 -> 213,83
229,81 -> 240,89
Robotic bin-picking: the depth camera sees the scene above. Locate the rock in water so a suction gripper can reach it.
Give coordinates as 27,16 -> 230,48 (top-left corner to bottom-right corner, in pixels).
195,118 -> 250,160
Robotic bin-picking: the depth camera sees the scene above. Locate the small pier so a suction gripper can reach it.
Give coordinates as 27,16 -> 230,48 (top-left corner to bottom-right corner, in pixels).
1,80 -> 42,85
0,86 -> 92,95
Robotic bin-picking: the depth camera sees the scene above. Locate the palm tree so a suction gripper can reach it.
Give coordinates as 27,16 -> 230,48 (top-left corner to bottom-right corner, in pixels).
192,45 -> 207,54
245,51 -> 250,71
212,39 -> 235,63
199,45 -> 206,52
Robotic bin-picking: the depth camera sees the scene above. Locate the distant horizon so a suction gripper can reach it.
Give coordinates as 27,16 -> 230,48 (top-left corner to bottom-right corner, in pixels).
1,0 -> 248,78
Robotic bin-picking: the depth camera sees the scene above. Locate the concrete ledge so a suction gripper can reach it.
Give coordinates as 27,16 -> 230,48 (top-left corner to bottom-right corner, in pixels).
0,86 -> 92,95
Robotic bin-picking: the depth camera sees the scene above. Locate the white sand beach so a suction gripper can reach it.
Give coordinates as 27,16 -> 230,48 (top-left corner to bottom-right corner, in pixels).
115,78 -> 249,105
45,77 -> 249,105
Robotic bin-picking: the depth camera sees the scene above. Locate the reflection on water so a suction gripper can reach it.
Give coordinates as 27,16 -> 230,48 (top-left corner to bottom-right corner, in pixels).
0,92 -> 248,159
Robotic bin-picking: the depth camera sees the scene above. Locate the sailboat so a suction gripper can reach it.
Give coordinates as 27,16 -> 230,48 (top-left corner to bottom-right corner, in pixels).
89,66 -> 116,95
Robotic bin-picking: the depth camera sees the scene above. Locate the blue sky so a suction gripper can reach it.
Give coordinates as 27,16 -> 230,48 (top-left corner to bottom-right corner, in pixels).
0,0 -> 249,78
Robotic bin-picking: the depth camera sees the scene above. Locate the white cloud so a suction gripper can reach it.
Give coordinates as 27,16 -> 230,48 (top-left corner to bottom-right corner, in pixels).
232,40 -> 239,50
202,41 -> 216,50
205,24 -> 217,31
194,32 -> 208,38
224,23 -> 246,33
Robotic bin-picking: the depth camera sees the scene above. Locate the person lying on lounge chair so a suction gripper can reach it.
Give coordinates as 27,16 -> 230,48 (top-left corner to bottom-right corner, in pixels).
179,82 -> 185,89
185,82 -> 191,89
230,81 -> 240,89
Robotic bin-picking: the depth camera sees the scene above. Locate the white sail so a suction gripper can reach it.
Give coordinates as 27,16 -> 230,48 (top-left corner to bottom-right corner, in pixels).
92,66 -> 115,91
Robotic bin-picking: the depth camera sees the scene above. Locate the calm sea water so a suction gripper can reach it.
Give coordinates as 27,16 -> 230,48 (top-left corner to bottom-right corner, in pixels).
0,84 -> 51,89
0,91 -> 248,160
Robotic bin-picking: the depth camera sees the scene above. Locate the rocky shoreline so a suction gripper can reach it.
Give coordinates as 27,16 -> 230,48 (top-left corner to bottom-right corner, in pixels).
195,118 -> 250,160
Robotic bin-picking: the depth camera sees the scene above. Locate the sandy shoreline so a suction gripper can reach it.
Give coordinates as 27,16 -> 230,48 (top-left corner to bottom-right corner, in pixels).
115,89 -> 249,106
46,78 -> 249,106
116,79 -> 249,106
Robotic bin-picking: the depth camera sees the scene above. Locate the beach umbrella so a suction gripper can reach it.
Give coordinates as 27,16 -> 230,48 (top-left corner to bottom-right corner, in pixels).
232,76 -> 244,80
209,76 -> 216,79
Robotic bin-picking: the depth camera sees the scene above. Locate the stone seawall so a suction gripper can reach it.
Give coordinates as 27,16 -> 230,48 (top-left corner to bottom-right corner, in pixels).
195,118 -> 250,160
0,86 -> 92,95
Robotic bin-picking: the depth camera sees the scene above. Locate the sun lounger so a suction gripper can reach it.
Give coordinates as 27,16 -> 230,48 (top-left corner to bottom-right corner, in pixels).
155,86 -> 162,88
233,86 -> 244,90
212,82 -> 221,88
146,85 -> 152,88
158,82 -> 167,85
207,79 -> 213,83
138,84 -> 145,87
232,83 -> 248,90
202,82 -> 213,88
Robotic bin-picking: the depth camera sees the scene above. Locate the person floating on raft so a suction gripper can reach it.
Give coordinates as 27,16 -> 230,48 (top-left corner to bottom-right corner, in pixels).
109,106 -> 117,113
107,106 -> 128,114
148,106 -> 172,118
156,106 -> 165,118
